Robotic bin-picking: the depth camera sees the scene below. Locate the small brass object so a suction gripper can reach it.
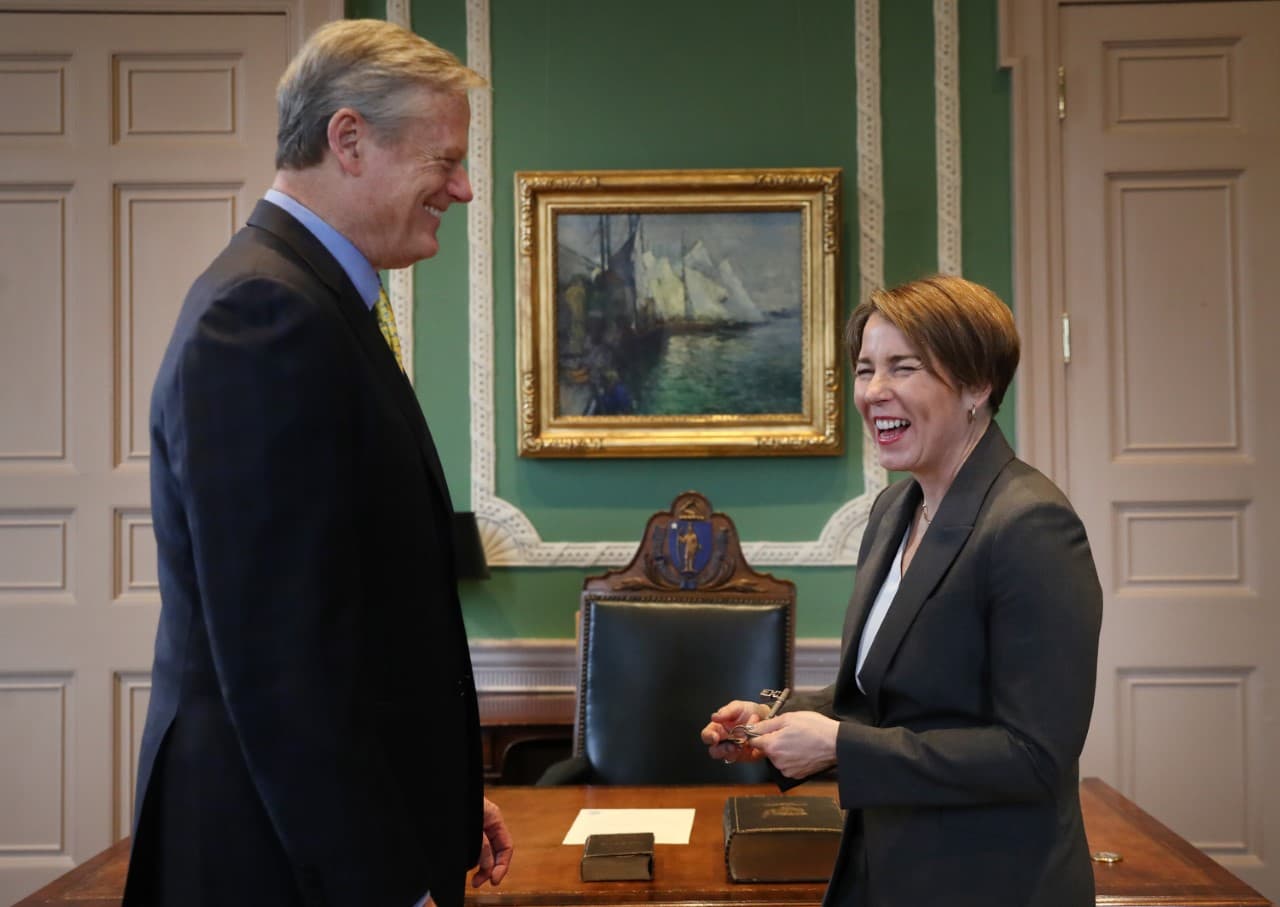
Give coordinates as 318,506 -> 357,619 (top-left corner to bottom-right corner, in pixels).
1091,850 -> 1123,864
729,688 -> 791,746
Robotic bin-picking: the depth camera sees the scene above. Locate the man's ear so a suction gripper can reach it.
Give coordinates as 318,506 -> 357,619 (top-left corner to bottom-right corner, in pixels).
327,107 -> 364,175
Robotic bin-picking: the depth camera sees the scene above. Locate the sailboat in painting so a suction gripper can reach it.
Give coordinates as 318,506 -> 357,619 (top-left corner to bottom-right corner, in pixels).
555,211 -> 802,418
633,232 -> 767,331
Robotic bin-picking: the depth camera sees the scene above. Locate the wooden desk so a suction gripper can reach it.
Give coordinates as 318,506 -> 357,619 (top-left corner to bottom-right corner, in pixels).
13,780 -> 1269,906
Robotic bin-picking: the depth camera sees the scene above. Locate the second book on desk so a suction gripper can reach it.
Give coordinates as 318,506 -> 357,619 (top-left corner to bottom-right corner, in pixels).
723,795 -> 842,882
580,832 -> 654,881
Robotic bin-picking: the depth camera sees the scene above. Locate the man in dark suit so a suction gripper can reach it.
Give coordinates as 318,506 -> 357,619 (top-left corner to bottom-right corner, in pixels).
124,20 -> 511,907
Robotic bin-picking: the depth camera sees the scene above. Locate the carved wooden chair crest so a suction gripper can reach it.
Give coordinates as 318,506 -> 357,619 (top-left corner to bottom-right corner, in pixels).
540,492 -> 796,785
584,490 -> 796,600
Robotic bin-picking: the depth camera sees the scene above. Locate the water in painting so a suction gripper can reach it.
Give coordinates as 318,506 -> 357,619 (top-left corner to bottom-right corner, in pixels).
554,211 -> 803,418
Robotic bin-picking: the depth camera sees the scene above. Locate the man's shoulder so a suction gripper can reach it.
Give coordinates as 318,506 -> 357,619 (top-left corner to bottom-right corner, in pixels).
169,229 -> 348,347
193,223 -> 320,299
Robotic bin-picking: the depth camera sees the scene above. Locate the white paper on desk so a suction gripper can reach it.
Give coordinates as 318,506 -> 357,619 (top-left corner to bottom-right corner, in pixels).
561,808 -> 696,845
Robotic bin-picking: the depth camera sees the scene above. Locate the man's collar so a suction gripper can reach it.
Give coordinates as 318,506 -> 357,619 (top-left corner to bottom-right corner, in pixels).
264,188 -> 380,309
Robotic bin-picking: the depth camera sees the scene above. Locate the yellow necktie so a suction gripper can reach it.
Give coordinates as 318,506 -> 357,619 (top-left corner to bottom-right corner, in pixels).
374,287 -> 405,372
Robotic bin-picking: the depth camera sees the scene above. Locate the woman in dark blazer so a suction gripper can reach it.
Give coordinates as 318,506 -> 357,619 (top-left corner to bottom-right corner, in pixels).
703,276 -> 1103,906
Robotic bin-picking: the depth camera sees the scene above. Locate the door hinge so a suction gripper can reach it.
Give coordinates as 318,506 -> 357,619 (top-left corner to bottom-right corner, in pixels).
1062,312 -> 1072,364
1057,66 -> 1066,121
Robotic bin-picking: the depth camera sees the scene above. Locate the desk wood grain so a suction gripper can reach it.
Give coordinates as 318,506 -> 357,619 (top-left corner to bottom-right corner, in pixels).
12,780 -> 1269,907
1079,778 -> 1268,907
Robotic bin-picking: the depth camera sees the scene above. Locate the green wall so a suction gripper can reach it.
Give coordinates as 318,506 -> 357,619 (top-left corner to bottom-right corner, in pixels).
348,0 -> 1011,640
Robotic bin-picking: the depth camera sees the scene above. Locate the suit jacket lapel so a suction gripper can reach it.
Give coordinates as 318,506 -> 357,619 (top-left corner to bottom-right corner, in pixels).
245,201 -> 455,515
833,482 -> 918,701
857,423 -> 1016,719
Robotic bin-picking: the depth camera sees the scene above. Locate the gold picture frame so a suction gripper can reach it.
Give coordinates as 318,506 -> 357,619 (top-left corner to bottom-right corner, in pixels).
516,168 -> 843,459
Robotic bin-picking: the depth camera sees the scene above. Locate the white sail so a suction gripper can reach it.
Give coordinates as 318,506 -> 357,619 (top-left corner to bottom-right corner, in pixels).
628,230 -> 768,326
640,250 -> 687,321
631,237 -> 648,294
684,239 -> 717,277
717,258 -> 766,323
683,266 -> 731,321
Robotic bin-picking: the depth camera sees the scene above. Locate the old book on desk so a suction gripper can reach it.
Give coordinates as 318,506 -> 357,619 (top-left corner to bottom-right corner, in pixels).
580,832 -> 655,881
723,795 -> 842,883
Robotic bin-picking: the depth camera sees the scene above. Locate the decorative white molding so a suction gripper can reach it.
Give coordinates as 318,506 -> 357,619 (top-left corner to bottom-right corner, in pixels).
465,0 -> 890,567
469,637 -> 841,695
384,0 -> 409,28
387,267 -> 414,383
794,637 -> 843,691
856,0 -> 886,305
934,0 -> 963,276
470,638 -> 578,693
383,0 -> 415,385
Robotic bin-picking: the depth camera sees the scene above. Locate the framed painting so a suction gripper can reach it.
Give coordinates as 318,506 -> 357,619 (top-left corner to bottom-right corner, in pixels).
516,168 -> 843,458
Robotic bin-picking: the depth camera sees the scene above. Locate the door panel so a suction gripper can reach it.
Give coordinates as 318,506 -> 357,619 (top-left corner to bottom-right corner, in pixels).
1061,2 -> 1279,898
0,12 -> 287,902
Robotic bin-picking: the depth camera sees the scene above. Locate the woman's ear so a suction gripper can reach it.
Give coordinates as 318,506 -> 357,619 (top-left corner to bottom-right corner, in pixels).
967,382 -> 993,416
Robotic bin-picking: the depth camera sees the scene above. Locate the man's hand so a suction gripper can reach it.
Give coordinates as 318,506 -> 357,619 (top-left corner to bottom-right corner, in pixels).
470,797 -> 513,888
746,711 -> 839,779
700,700 -> 770,764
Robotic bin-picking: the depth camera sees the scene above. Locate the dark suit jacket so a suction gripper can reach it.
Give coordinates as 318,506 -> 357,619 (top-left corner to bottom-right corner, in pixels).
123,201 -> 482,907
788,423 -> 1102,907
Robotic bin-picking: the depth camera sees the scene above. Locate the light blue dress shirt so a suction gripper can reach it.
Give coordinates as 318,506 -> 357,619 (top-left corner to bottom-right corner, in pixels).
263,188 -> 381,310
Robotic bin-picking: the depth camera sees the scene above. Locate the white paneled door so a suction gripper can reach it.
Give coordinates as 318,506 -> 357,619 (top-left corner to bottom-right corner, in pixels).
0,12 -> 287,901
1061,2 -> 1280,900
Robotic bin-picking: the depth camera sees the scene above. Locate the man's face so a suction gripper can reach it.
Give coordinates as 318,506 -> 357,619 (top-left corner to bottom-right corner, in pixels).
354,87 -> 472,269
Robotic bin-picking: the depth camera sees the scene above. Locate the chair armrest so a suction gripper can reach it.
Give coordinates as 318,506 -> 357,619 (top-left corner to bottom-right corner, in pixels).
536,754 -> 593,786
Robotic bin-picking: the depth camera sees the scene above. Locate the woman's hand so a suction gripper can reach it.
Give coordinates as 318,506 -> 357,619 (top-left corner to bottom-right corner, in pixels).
746,711 -> 839,779
700,700 -> 770,764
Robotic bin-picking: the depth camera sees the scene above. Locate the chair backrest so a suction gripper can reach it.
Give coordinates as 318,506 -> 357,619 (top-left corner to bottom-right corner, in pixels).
573,491 -> 795,784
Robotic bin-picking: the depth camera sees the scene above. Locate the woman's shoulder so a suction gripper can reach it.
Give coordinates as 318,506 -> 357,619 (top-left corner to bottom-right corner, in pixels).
984,457 -> 1086,533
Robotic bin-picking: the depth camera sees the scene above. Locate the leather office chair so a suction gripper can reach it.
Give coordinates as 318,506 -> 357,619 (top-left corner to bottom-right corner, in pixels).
538,491 -> 795,785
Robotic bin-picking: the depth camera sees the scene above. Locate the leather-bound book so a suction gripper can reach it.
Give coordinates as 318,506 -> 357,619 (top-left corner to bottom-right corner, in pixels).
580,832 -> 655,881
723,795 -> 842,882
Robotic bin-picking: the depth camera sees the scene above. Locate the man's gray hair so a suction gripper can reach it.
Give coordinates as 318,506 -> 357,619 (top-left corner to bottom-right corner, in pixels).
275,19 -> 486,170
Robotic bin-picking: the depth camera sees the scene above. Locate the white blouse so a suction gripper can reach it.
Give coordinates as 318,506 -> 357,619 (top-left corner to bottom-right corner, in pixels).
854,524 -> 911,695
